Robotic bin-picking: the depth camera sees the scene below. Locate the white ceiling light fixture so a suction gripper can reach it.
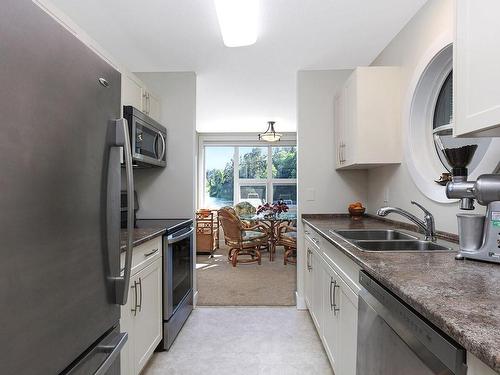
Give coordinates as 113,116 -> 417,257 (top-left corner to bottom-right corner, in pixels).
259,121 -> 282,142
214,0 -> 259,47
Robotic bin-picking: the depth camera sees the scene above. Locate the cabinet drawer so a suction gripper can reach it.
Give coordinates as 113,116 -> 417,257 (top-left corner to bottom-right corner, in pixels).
121,237 -> 162,276
304,225 -> 321,250
322,240 -> 361,294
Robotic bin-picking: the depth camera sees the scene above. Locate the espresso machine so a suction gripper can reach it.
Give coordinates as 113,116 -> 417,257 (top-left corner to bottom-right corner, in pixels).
444,145 -> 500,263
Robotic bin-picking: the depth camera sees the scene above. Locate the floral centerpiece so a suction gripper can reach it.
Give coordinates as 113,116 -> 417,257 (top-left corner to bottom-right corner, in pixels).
257,200 -> 289,219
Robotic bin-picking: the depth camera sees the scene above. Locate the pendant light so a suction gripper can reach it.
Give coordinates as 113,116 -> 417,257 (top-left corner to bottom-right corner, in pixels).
258,121 -> 282,142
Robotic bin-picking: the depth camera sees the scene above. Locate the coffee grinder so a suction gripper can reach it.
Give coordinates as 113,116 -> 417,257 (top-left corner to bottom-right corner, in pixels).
444,145 -> 500,263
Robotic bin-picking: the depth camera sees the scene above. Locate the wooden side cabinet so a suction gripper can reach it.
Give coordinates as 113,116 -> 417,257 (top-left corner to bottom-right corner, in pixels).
196,210 -> 219,255
454,0 -> 500,137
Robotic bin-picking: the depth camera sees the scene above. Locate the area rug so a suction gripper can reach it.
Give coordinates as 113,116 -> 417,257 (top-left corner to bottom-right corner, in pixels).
196,243 -> 297,306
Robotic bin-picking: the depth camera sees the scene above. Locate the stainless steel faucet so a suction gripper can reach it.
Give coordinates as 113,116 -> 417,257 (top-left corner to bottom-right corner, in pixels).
377,201 -> 436,241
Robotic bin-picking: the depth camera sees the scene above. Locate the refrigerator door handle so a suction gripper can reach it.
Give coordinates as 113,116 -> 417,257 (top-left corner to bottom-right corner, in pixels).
110,118 -> 134,305
93,332 -> 128,375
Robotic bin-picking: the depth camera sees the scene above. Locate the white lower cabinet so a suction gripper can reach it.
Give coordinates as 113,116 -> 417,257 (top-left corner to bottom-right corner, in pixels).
303,225 -> 360,375
304,237 -> 315,310
120,238 -> 163,375
321,262 -> 340,372
337,273 -> 358,375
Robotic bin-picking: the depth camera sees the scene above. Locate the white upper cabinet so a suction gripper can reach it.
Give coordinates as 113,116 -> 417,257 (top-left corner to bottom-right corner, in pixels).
121,73 -> 162,123
334,67 -> 401,169
122,74 -> 144,112
454,0 -> 500,137
148,92 -> 161,122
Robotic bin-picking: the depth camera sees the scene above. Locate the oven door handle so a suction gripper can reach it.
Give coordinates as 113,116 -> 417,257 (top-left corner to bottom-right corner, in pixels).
167,227 -> 194,244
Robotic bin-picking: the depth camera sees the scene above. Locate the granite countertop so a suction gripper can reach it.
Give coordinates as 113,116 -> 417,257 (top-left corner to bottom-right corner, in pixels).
120,227 -> 166,251
302,214 -> 500,374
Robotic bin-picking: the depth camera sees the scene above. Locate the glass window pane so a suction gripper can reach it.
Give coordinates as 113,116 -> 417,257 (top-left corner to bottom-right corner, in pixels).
272,184 -> 297,212
239,147 -> 268,179
204,147 -> 234,208
431,70 -> 492,173
239,185 -> 266,207
433,71 -> 453,129
272,146 -> 297,178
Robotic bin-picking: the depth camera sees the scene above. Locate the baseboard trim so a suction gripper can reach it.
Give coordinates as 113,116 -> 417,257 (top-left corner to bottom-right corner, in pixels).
296,291 -> 307,310
193,290 -> 199,307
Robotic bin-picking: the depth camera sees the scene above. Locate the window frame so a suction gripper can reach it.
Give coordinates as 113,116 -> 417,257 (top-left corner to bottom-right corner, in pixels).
198,133 -> 297,210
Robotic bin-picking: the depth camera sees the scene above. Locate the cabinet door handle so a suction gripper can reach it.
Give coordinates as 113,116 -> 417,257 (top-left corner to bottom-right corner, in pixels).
312,238 -> 320,245
304,230 -> 310,235
332,279 -> 340,315
144,248 -> 159,257
329,277 -> 334,311
138,277 -> 143,312
131,280 -> 139,316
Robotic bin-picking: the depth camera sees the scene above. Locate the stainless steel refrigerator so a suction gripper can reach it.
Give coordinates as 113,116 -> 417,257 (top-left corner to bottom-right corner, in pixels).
0,1 -> 135,374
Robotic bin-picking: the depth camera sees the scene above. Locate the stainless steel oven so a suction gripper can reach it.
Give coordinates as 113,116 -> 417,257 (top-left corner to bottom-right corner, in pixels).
123,106 -> 166,168
161,224 -> 194,350
357,271 -> 467,375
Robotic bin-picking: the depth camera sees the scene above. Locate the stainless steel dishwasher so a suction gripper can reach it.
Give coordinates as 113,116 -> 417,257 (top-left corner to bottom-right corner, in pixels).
357,271 -> 467,375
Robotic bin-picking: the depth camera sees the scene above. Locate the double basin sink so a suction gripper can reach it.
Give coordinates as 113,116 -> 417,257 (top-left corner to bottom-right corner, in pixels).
330,229 -> 453,252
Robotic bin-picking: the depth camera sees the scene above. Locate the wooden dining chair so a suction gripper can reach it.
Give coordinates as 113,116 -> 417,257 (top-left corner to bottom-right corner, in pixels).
218,207 -> 270,267
277,221 -> 297,265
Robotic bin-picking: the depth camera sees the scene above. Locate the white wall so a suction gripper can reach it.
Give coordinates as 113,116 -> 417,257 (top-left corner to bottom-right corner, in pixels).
196,67 -> 297,133
367,0 -> 465,234
297,70 -> 368,215
296,70 -> 368,307
133,72 -> 197,219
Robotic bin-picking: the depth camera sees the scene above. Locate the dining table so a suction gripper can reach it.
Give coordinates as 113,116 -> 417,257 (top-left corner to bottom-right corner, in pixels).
239,212 -> 297,261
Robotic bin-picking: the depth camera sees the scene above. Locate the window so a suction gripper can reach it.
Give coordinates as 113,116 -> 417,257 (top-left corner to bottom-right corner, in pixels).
202,144 -> 297,211
272,146 -> 297,178
204,147 -> 234,208
272,184 -> 297,206
406,42 -> 497,203
239,185 -> 266,206
432,70 -> 491,174
239,147 -> 267,179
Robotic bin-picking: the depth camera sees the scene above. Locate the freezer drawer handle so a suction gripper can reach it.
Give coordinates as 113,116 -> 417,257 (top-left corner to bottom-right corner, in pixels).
109,118 -> 134,306
94,332 -> 128,375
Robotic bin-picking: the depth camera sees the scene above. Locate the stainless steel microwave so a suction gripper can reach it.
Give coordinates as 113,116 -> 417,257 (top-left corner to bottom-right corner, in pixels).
123,106 -> 166,168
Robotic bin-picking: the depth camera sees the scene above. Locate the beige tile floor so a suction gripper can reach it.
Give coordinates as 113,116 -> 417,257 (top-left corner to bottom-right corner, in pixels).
143,307 -> 333,375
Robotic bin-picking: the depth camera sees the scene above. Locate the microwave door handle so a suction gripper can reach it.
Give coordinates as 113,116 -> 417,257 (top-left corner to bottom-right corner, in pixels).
110,118 -> 134,306
158,132 -> 166,161
153,133 -> 159,159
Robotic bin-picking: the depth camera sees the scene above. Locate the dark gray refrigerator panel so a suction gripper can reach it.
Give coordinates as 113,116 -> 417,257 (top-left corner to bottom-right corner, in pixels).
0,1 -> 123,374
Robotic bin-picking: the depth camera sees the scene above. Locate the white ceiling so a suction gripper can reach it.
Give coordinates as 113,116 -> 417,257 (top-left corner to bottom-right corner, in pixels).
50,0 -> 428,132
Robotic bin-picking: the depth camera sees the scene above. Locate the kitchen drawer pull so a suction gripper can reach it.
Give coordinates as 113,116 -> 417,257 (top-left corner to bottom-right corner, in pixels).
332,280 -> 340,315
138,277 -> 143,312
304,230 -> 310,235
329,277 -> 334,310
312,238 -> 320,245
144,248 -> 159,257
